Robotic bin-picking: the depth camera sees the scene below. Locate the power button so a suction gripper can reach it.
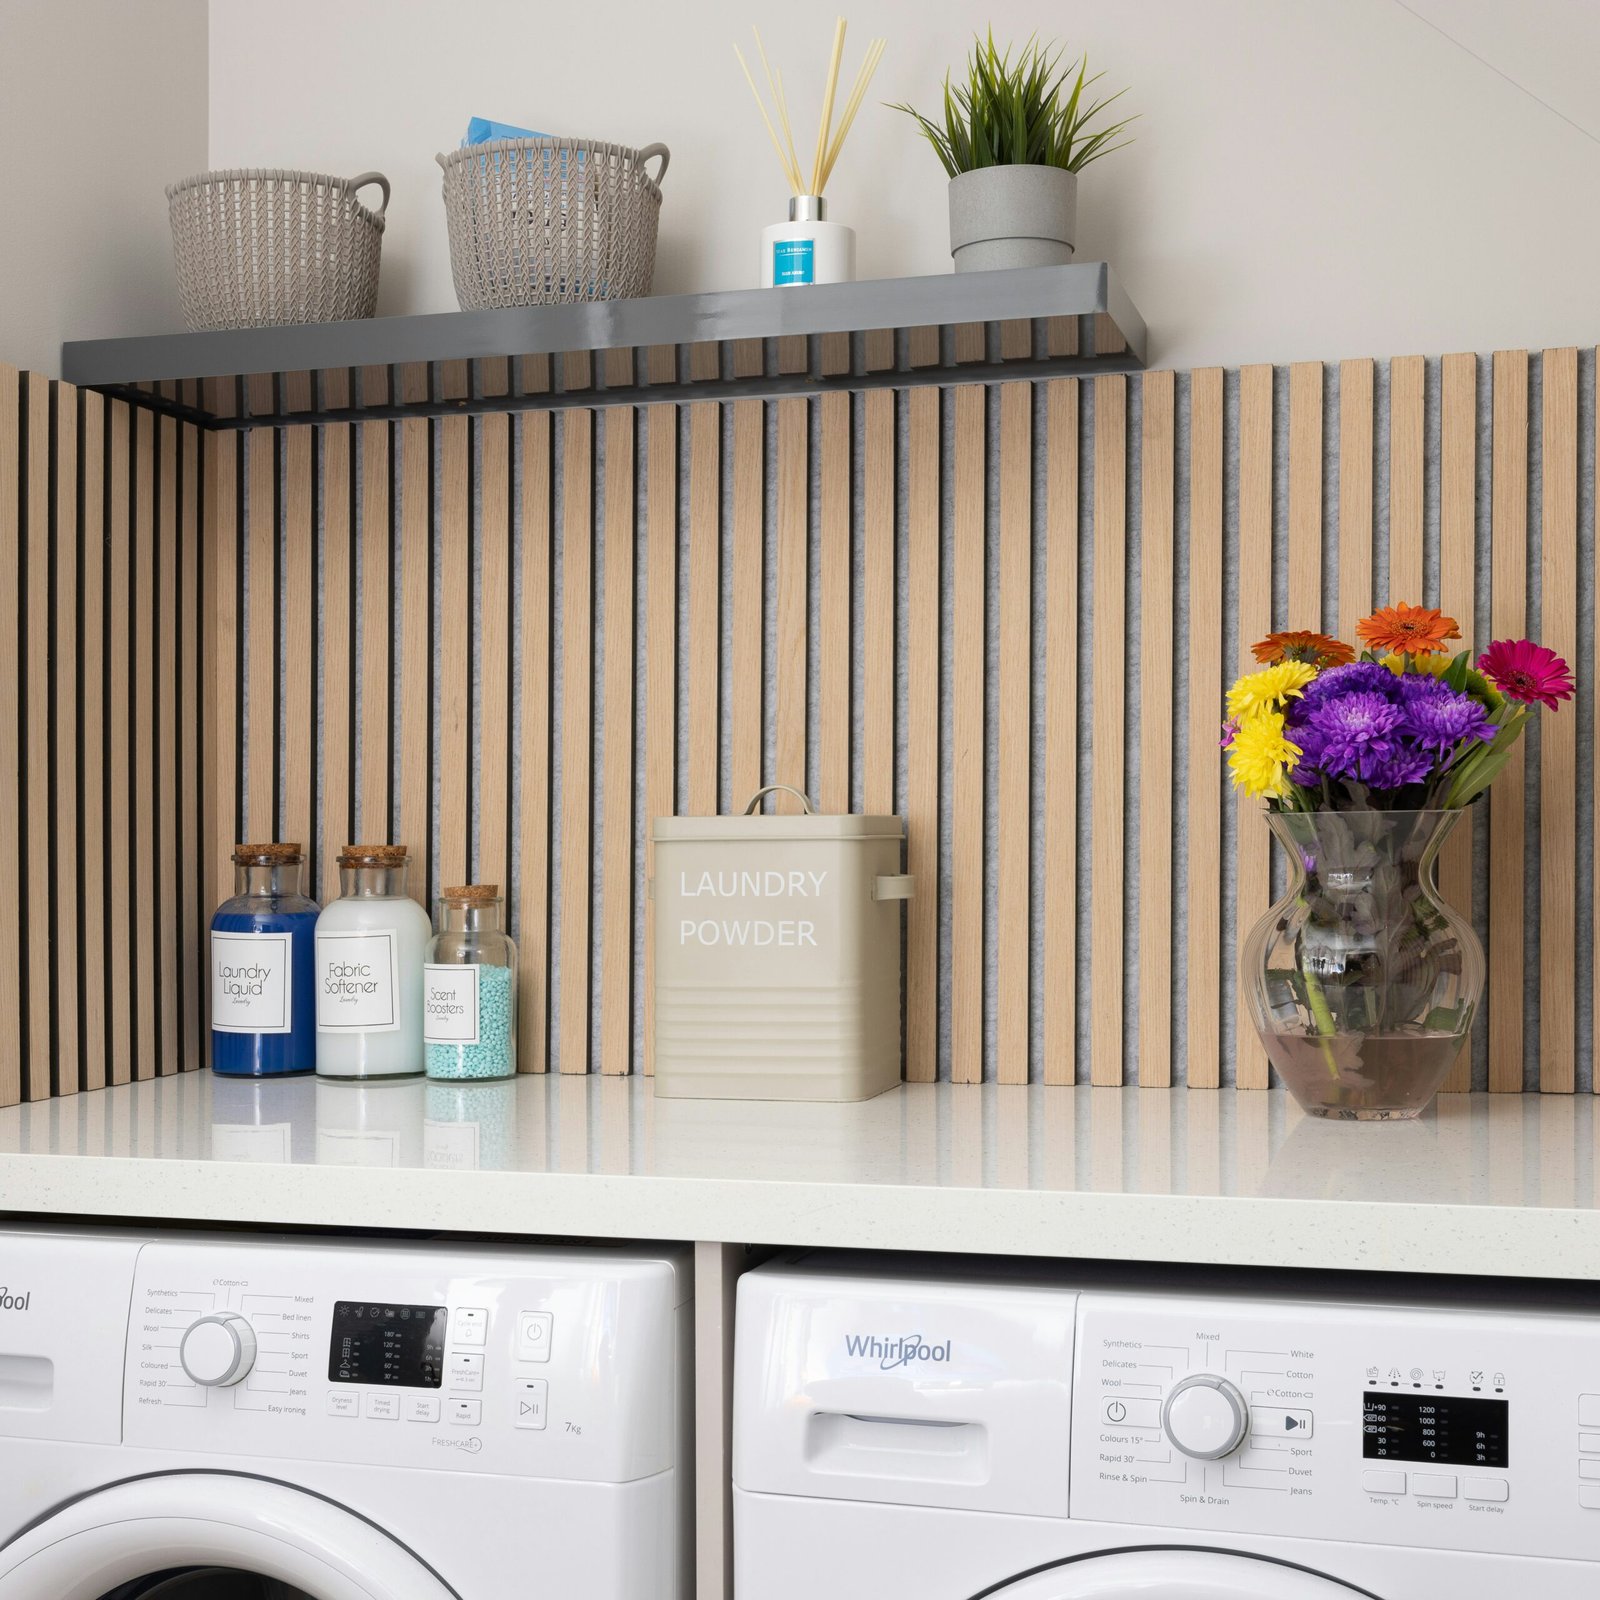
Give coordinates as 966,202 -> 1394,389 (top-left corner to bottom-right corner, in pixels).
518,1310 -> 553,1363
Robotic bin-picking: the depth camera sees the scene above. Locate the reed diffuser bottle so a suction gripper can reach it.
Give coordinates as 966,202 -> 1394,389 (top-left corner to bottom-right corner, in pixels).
737,18 -> 884,287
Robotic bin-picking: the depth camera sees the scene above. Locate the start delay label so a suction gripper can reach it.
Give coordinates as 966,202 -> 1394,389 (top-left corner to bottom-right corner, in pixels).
676,868 -> 827,948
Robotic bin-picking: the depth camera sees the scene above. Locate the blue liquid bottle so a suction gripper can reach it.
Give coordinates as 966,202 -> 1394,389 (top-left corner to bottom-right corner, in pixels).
211,843 -> 319,1075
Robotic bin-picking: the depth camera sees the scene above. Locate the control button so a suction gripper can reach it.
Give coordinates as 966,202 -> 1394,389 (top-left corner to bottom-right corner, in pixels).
1581,1433 -> 1600,1454
1162,1375 -> 1249,1460
514,1378 -> 548,1430
179,1313 -> 258,1388
1100,1396 -> 1161,1428
1249,1406 -> 1314,1440
1412,1473 -> 1457,1499
449,1398 -> 482,1426
448,1352 -> 485,1392
1579,1395 -> 1600,1428
452,1307 -> 488,1348
1464,1478 -> 1508,1503
1580,1461 -> 1600,1482
1581,1486 -> 1600,1511
364,1392 -> 400,1420
406,1395 -> 441,1424
326,1390 -> 359,1418
517,1310 -> 554,1363
1362,1469 -> 1406,1496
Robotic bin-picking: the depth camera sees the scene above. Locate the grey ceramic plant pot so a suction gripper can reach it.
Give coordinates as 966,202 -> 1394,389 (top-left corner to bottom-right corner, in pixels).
948,164 -> 1078,272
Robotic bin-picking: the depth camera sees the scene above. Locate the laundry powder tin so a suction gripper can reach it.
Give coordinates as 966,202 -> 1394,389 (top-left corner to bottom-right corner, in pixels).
652,786 -> 913,1101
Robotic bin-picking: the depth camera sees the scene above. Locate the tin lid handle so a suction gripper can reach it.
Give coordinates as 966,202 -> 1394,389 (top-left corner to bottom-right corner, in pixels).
741,784 -> 815,816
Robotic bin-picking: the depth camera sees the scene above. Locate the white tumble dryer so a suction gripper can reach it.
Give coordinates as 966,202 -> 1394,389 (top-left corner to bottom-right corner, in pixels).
733,1254 -> 1600,1599
0,1224 -> 690,1599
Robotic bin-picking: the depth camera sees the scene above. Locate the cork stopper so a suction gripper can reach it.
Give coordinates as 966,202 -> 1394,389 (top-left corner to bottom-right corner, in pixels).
337,843 -> 409,868
233,842 -> 303,865
442,884 -> 500,902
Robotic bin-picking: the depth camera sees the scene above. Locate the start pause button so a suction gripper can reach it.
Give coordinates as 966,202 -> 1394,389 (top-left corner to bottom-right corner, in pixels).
515,1378 -> 548,1431
1250,1406 -> 1315,1439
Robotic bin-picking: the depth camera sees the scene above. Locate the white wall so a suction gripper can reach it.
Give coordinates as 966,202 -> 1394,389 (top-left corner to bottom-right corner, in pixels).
206,0 -> 1600,370
0,0 -> 207,376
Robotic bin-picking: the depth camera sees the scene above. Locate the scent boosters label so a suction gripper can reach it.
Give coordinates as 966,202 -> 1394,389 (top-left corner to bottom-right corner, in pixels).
211,931 -> 293,1033
316,928 -> 401,1032
424,964 -> 480,1046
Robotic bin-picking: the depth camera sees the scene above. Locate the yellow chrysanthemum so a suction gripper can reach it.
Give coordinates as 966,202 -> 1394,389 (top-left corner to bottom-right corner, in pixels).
1228,710 -> 1301,800
1225,661 -> 1317,721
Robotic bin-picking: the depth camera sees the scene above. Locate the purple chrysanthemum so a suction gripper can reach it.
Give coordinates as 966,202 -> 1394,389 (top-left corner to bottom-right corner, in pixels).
1397,677 -> 1494,752
1299,661 -> 1401,706
1363,747 -> 1436,789
1297,691 -> 1405,781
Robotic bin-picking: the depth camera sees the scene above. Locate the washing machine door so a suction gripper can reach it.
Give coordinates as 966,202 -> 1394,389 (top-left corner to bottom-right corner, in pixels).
0,1475 -> 458,1600
975,1547 -> 1379,1598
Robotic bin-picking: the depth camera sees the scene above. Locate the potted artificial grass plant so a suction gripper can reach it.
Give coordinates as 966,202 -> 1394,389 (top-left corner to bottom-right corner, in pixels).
893,31 -> 1134,272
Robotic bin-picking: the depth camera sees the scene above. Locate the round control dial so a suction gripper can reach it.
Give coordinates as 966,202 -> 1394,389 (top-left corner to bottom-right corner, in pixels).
1161,1373 -> 1249,1459
179,1312 -> 258,1387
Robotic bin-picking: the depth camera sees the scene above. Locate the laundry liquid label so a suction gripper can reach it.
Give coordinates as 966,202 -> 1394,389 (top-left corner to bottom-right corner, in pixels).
211,930 -> 293,1034
424,964 -> 480,1046
316,928 -> 401,1032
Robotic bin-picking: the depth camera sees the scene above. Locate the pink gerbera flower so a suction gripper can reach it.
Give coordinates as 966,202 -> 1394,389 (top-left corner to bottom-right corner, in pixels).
1477,639 -> 1574,709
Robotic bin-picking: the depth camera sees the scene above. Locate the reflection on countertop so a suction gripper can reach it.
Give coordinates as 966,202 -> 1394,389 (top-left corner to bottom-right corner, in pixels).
1,1075 -> 1596,1277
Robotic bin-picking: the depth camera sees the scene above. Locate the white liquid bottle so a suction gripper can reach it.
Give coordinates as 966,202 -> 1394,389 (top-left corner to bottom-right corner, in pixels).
760,195 -> 855,287
314,844 -> 431,1077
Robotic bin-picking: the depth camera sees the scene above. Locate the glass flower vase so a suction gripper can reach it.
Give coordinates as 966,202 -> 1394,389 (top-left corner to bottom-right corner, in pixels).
1243,809 -> 1484,1120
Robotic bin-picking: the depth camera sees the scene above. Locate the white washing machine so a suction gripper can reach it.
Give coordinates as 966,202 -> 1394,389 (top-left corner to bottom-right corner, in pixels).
733,1254 -> 1600,1598
0,1224 -> 690,1599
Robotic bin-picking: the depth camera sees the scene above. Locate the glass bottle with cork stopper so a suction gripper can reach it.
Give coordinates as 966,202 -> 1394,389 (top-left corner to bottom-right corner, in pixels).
313,844 -> 431,1078
425,885 -> 517,1081
210,842 -> 319,1076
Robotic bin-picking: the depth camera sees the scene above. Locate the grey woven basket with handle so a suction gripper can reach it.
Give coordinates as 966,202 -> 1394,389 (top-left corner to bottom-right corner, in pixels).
437,137 -> 669,309
166,168 -> 390,332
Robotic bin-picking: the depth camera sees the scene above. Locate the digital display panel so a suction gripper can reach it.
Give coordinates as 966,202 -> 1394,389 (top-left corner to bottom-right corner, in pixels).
328,1301 -> 446,1388
1362,1391 -> 1508,1468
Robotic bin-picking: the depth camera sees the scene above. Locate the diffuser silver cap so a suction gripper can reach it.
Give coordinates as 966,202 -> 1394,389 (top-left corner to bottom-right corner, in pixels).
788,194 -> 827,223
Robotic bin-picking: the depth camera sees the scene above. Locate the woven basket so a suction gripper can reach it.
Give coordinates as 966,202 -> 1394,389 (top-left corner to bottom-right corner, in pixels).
437,138 -> 669,309
166,168 -> 390,331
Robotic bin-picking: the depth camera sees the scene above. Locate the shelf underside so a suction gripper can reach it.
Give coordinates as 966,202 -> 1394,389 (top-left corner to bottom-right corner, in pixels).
61,262 -> 1148,426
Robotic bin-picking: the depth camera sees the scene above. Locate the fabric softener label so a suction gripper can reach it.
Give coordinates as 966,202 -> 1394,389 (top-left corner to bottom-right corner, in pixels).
211,929 -> 293,1034
316,928 -> 401,1032
423,964 -> 480,1046
773,238 -> 815,285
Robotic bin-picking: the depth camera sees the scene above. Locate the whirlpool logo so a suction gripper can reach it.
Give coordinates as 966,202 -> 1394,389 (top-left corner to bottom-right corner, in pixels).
844,1333 -> 951,1370
0,1287 -> 31,1312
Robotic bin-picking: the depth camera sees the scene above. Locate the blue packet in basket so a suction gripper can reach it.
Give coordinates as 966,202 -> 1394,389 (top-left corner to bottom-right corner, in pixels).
461,116 -> 551,146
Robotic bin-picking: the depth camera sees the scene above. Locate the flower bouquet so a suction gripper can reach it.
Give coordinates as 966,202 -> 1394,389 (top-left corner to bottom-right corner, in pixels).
1224,604 -> 1573,1119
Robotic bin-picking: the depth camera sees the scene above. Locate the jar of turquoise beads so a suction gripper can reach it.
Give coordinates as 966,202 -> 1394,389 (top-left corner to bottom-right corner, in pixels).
423,886 -> 517,1081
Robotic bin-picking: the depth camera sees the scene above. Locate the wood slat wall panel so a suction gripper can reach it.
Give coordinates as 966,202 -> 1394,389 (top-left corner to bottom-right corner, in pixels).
686,404 -> 720,815
817,392 -> 850,814
728,402 -> 763,808
774,399 -> 809,799
478,405 -> 513,896
1389,355 -> 1426,603
438,415 -> 471,893
107,403 -> 133,1085
600,405 -> 635,1075
179,411 -> 202,1074
860,391 -> 894,813
82,391 -> 108,1092
1338,360 -> 1375,630
320,376 -> 353,906
398,417 -> 431,905
157,414 -> 180,1074
54,384 -> 80,1092
131,406 -> 157,1084
1288,363 -> 1323,630
643,404 -> 675,1075
518,412 -> 553,1074
357,384 -> 391,849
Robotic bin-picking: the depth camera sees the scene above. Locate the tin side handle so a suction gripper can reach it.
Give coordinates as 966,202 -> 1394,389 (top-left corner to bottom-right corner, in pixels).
742,784 -> 816,816
873,875 -> 915,901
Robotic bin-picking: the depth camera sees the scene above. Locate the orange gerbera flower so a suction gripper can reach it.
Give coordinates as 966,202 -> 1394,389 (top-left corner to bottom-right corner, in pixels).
1355,603 -> 1462,657
1251,630 -> 1355,668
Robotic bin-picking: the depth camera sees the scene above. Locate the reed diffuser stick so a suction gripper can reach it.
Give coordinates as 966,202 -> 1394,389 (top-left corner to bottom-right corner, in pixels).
810,17 -> 849,195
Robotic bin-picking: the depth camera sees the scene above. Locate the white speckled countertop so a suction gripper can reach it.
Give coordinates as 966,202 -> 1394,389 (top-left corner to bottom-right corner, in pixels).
0,1074 -> 1595,1279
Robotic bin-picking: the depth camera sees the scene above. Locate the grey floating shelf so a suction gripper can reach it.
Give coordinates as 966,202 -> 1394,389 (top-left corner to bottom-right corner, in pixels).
61,262 -> 1147,427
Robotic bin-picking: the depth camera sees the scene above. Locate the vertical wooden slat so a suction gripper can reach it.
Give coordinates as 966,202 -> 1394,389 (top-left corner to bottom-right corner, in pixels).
600,405 -> 635,1075
817,392 -> 850,813
861,390 -> 894,813
319,373 -> 353,904
281,380 -> 314,899
1288,362 -> 1323,629
399,414 -> 430,903
1539,347 -> 1578,1093
774,398 -> 809,794
1186,370 -> 1225,1088
1138,371 -> 1175,1086
997,382 -> 1031,1083
558,410 -> 594,1073
107,402 -> 133,1085
1090,375 -> 1127,1087
517,412 -> 552,1074
728,401 -> 763,806
1488,349 -> 1528,1092
1235,364 -> 1275,1089
439,412 -> 471,892
20,375 -> 52,1096
1043,379 -> 1079,1085
1389,355 -> 1426,603
478,376 -> 512,893
80,390 -> 107,1091
358,375 -> 391,854
132,404 -> 157,1082
178,411 -> 201,1073
1338,359 -> 1375,631
157,413 -> 180,1073
53,384 -> 80,1092
0,368 -> 17,1104
246,380 -> 276,842
687,403 -> 720,813
1438,351 -> 1478,1092
904,387 -> 940,1082
643,404 -> 676,1076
